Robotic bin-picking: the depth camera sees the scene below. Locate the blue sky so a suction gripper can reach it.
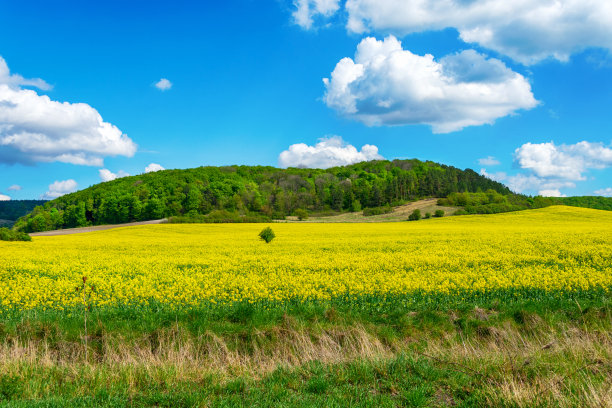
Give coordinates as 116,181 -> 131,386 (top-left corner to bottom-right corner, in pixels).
1,0 -> 612,200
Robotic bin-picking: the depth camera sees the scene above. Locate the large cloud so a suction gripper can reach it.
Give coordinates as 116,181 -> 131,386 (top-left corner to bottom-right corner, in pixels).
0,56 -> 137,166
293,0 -> 340,29
0,194 -> 10,201
41,179 -> 78,200
504,141 -> 612,196
514,141 -> 612,181
279,136 -> 383,168
323,36 -> 537,133
343,0 -> 612,64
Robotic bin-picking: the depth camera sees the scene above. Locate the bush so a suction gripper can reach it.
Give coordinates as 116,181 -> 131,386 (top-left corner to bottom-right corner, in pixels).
258,227 -> 275,243
408,209 -> 421,221
0,228 -> 31,242
294,209 -> 309,221
424,212 -> 431,219
434,210 -> 444,217
454,209 -> 469,215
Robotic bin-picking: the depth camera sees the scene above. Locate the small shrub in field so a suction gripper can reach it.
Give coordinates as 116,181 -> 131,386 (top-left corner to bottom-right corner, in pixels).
259,227 -> 275,243
0,228 -> 31,242
434,210 -> 444,217
424,212 -> 431,219
408,209 -> 421,221
294,209 -> 308,221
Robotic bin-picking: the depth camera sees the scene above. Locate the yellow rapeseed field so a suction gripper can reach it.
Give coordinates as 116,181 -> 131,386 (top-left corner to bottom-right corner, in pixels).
0,206 -> 610,311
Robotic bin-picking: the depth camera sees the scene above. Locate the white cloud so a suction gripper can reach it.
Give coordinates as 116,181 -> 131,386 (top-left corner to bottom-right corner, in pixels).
0,194 -> 10,201
595,187 -> 612,197
0,56 -> 137,166
7,184 -> 21,191
279,136 -> 383,168
41,179 -> 77,200
154,78 -> 172,91
538,189 -> 567,197
514,141 -> 612,181
478,156 -> 500,166
145,163 -> 165,173
506,173 -> 575,195
293,0 -> 340,29
479,168 -> 506,182
0,56 -> 51,90
323,36 -> 537,133
343,0 -> 612,64
99,169 -> 129,182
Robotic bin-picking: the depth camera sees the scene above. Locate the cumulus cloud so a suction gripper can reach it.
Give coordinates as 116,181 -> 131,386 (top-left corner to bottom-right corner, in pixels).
478,156 -> 500,166
595,187 -> 612,197
506,173 -> 575,196
343,0 -> 612,64
0,194 -> 10,201
514,141 -> 612,181
41,179 -> 77,200
503,140 -> 612,197
145,163 -> 165,173
99,169 -> 129,182
154,78 -> 172,91
293,0 -> 340,29
323,36 -> 537,133
279,136 -> 383,168
0,56 -> 137,166
7,184 -> 21,191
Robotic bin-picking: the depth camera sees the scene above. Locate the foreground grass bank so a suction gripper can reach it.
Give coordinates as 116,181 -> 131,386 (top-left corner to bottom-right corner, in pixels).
0,294 -> 610,407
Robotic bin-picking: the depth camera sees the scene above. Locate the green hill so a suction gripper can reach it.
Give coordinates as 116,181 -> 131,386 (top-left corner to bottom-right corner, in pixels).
14,159 -> 513,232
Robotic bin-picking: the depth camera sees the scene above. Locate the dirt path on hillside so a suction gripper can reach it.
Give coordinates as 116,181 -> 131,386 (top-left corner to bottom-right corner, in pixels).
283,198 -> 458,223
29,219 -> 167,236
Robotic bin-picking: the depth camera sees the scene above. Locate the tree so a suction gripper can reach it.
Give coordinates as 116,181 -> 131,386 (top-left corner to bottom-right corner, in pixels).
259,227 -> 275,243
408,209 -> 421,221
434,210 -> 445,217
295,208 -> 308,221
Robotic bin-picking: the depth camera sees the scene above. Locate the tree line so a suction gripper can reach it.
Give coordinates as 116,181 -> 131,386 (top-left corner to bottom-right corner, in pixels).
14,159 -> 510,232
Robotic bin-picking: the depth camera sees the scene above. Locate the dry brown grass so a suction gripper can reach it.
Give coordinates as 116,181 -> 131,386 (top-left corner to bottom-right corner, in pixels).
0,316 -> 610,406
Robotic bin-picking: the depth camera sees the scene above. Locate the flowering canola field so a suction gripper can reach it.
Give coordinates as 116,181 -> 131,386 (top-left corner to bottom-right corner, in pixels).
0,206 -> 611,311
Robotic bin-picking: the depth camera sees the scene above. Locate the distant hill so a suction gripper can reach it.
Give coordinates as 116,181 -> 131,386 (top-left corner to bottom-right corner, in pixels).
0,200 -> 46,228
554,196 -> 612,211
14,159 -> 512,232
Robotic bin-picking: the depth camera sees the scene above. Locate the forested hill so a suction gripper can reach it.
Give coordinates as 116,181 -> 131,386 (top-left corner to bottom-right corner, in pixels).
15,159 -> 510,232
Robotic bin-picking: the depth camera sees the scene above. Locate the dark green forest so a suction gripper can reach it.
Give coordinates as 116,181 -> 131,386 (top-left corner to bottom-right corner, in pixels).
554,196 -> 612,211
14,159 -> 510,232
0,200 -> 46,227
